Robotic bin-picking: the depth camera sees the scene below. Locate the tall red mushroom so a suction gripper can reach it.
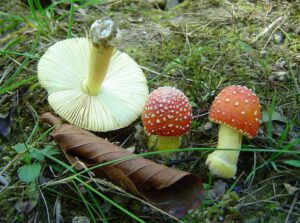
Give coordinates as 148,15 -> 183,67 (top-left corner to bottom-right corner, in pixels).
142,86 -> 192,151
206,85 -> 261,178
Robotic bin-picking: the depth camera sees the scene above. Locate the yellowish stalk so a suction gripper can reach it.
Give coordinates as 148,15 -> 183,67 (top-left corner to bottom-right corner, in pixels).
83,45 -> 114,95
206,124 -> 242,178
156,136 -> 181,151
82,18 -> 120,96
148,135 -> 181,152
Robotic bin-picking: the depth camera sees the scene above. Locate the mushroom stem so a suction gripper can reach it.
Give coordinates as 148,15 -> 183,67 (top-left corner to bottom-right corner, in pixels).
82,18 -> 120,96
83,46 -> 114,95
148,135 -> 181,151
206,124 -> 242,178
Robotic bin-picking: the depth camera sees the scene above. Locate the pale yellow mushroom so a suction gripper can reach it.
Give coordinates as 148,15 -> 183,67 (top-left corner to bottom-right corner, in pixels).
38,18 -> 148,131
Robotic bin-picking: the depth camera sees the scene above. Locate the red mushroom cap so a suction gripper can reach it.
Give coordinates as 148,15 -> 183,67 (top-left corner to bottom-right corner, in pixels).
209,85 -> 261,138
142,86 -> 192,136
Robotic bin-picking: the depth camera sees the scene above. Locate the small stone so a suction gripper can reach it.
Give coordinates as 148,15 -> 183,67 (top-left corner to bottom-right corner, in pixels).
260,50 -> 267,57
218,216 -> 224,221
144,0 -> 167,9
269,71 -> 289,82
273,31 -> 283,44
204,122 -> 213,130
165,0 -> 180,10
72,216 -> 90,223
125,146 -> 135,153
0,175 -> 9,186
128,17 -> 144,23
275,59 -> 286,69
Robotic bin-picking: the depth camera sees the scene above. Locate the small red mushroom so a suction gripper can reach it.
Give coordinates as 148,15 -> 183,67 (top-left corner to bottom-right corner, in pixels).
142,86 -> 192,151
206,85 -> 261,178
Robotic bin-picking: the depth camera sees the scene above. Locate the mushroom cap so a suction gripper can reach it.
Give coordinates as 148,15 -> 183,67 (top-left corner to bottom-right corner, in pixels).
142,86 -> 192,136
209,85 -> 261,138
38,38 -> 148,132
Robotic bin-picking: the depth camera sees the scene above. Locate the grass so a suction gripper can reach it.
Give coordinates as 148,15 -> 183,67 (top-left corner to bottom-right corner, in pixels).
0,0 -> 300,222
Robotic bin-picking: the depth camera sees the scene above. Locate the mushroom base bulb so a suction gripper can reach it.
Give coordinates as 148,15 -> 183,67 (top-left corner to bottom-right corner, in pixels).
205,125 -> 242,179
206,152 -> 238,179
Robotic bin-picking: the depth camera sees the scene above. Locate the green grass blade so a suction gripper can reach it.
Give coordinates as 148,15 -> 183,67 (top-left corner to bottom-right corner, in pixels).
67,0 -> 74,38
27,0 -> 49,34
267,96 -> 276,146
0,33 -> 39,92
40,150 -> 145,222
0,76 -> 37,95
72,181 -> 97,223
72,147 -> 300,178
87,190 -> 109,223
44,187 -> 83,203
75,178 -> 146,223
34,0 -> 47,16
0,50 -> 38,58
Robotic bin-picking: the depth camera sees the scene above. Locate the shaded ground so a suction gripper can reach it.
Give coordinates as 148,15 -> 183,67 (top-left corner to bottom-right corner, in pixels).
0,0 -> 300,222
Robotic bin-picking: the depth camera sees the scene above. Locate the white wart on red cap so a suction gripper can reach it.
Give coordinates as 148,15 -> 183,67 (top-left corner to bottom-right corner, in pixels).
209,85 -> 261,138
142,87 -> 192,136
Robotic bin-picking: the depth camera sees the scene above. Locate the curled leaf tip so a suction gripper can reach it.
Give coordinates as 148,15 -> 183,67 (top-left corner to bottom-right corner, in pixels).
40,112 -> 62,127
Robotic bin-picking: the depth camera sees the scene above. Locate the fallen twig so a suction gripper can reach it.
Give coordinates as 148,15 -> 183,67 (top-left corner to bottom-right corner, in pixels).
252,16 -> 284,43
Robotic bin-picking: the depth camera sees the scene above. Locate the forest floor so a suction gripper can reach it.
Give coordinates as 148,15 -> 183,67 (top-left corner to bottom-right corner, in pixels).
0,0 -> 300,222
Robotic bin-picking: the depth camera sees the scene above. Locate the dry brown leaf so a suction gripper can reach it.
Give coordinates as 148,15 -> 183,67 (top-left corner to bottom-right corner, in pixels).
41,112 -> 204,218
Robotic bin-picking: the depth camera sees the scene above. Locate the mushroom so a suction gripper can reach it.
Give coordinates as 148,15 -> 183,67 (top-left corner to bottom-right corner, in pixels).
206,85 -> 261,178
38,18 -> 148,132
142,86 -> 192,151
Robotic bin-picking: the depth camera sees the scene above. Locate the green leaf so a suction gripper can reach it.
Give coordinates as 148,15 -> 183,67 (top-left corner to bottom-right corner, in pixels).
22,153 -> 32,165
30,146 -> 60,161
189,101 -> 198,108
239,41 -> 252,52
29,148 -> 44,161
283,160 -> 300,168
262,110 -> 288,123
18,163 -> 41,183
202,183 -> 210,190
13,143 -> 26,153
42,145 -> 60,156
25,182 -> 39,199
